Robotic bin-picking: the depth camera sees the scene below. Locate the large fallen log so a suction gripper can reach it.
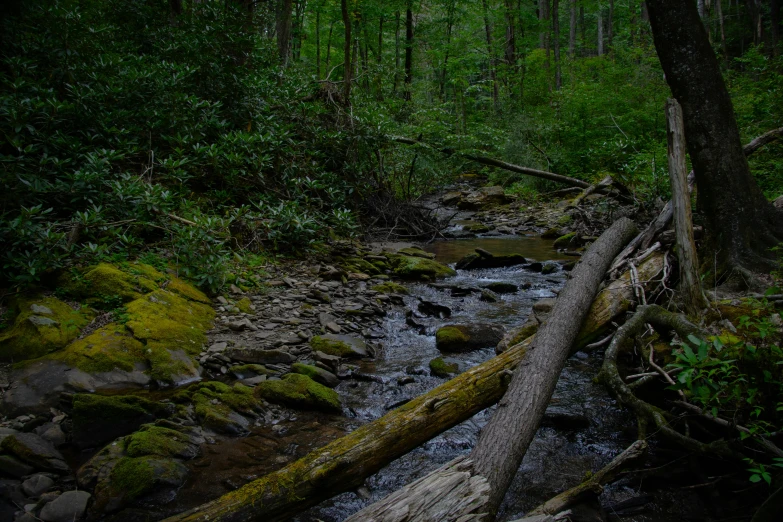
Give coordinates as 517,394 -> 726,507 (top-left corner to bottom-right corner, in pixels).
164,222 -> 646,522
346,217 -> 639,521
389,135 -> 591,189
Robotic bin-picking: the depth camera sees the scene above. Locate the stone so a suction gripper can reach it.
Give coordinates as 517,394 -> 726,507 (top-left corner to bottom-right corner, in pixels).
387,255 -> 456,281
255,374 -> 341,414
0,455 -> 35,478
226,348 -> 296,365
313,351 -> 341,372
455,249 -> 526,270
70,394 -> 171,449
34,423 -> 67,448
310,334 -> 368,358
482,282 -> 518,294
456,186 -> 515,210
480,289 -> 499,302
533,298 -> 556,314
0,433 -> 68,473
291,363 -> 340,388
417,300 -> 452,318
429,357 -> 459,377
21,474 -> 54,497
541,262 -> 559,275
435,324 -> 505,353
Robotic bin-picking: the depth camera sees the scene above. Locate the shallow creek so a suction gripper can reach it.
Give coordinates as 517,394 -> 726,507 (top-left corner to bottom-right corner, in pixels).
166,236 -> 699,521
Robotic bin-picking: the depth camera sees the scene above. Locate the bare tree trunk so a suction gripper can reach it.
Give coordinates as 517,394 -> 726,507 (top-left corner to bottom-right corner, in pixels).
315,9 -> 321,79
341,0 -> 351,105
580,4 -> 586,54
440,2 -> 455,101
666,98 -> 707,315
543,0 -> 551,73
482,0 -> 499,107
276,0 -> 294,67
745,0 -> 763,45
504,0 -> 517,97
325,20 -> 334,74
553,0 -> 562,89
597,5 -> 604,55
607,0 -> 614,50
404,2 -> 413,101
569,0 -> 577,58
394,11 -> 401,95
772,0 -> 781,56
717,0 -> 728,65
698,0 -> 706,19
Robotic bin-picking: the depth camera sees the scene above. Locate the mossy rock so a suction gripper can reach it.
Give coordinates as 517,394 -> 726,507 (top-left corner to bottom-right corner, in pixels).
435,324 -> 504,352
310,334 -> 367,358
463,223 -> 491,234
429,357 -> 459,378
255,373 -> 341,413
372,282 -> 409,295
541,228 -> 561,239
124,425 -> 193,459
388,254 -> 456,281
483,282 -> 518,294
165,276 -> 211,304
557,214 -> 573,225
48,324 -> 147,374
344,257 -> 381,275
396,247 -> 436,259
62,263 -> 155,303
235,297 -> 253,314
189,382 -> 260,435
229,364 -> 271,379
108,455 -> 188,504
291,362 -> 339,388
71,394 -> 172,448
0,296 -> 92,362
553,232 -> 577,248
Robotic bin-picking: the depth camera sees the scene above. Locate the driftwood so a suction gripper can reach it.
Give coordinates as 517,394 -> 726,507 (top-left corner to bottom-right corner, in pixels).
666,98 -> 707,314
347,218 -> 639,520
390,135 -> 591,189
528,439 -> 648,516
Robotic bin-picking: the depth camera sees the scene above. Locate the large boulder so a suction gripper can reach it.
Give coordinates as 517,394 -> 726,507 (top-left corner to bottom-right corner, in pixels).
435,324 -> 505,352
39,490 -> 91,522
310,334 -> 368,358
71,394 -> 173,449
0,297 -> 92,362
255,374 -> 342,413
0,432 -> 68,473
455,249 -> 527,270
388,254 -> 456,281
184,381 -> 262,435
292,363 -> 340,388
457,186 -> 515,210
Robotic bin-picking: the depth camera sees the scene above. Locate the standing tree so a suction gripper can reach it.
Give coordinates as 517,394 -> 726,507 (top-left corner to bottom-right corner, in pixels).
646,0 -> 783,281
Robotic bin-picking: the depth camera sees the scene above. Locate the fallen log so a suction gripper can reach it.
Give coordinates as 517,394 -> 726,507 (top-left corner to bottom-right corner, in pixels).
346,217 -> 639,520
389,135 -> 591,189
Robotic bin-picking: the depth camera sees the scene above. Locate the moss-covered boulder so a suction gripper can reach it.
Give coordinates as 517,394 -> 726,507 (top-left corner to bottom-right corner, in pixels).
292,362 -> 340,388
483,282 -> 519,294
553,232 -> 577,248
429,357 -> 459,378
454,250 -> 527,270
388,254 -> 456,281
541,228 -> 562,239
372,282 -> 409,295
435,324 -> 505,353
396,247 -> 436,259
108,455 -> 189,506
255,373 -> 341,413
343,257 -> 382,275
125,425 -> 199,459
0,297 -> 92,362
234,297 -> 253,314
71,394 -> 173,448
188,381 -> 261,435
310,334 -> 368,358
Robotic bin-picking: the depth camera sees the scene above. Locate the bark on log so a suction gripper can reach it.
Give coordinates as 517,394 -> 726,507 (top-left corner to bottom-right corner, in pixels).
389,135 -> 591,189
347,218 -> 639,521
469,217 -> 639,514
666,98 -> 707,314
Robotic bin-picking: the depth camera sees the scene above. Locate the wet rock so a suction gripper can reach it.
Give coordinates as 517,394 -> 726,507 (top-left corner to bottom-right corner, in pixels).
397,376 -> 415,386
441,191 -> 463,206
21,474 -> 54,498
387,255 -> 456,281
0,455 -> 35,478
310,335 -> 367,358
417,300 -> 452,318
524,262 -> 543,272
542,405 -> 590,430
553,232 -> 578,248
40,490 -> 91,522
70,394 -> 172,449
435,324 -> 504,352
0,433 -> 68,473
255,374 -> 342,414
540,228 -> 562,239
404,311 -> 427,334
226,348 -> 296,365
229,364 -> 270,379
457,186 -> 514,210
313,351 -> 341,373
482,282 -> 518,294
541,262 -> 559,275
455,249 -> 526,270
480,289 -> 499,302
396,247 -> 435,259
33,423 -> 66,448
292,363 -> 340,388
372,282 -> 409,295
533,298 -> 556,314
429,357 -> 459,378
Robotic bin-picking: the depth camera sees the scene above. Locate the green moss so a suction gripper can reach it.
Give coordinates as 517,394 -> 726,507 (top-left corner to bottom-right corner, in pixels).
429,357 -> 459,377
189,381 -> 260,433
66,263 -> 150,303
344,257 -> 381,275
110,456 -> 187,501
553,232 -> 577,248
310,335 -> 354,357
372,282 -> 409,295
255,374 -> 341,413
435,326 -> 470,348
557,214 -> 573,225
165,277 -> 212,304
230,364 -> 270,378
125,426 -> 189,458
396,247 -> 435,259
0,296 -> 93,362
463,223 -> 490,233
125,289 -> 214,356
235,297 -> 253,314
51,324 -> 145,373
388,254 -> 456,281
541,228 -> 561,239
72,394 -> 166,426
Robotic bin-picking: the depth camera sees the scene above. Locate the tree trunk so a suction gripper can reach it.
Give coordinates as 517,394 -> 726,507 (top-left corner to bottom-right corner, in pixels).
717,0 -> 728,65
394,11 -> 401,95
580,4 -> 586,54
646,0 -> 783,277
698,0 -> 706,19
553,0 -> 562,89
404,2 -> 413,101
597,6 -> 604,55
482,0 -> 499,107
440,3 -> 455,101
666,98 -> 707,314
162,249 -> 660,522
772,0 -> 781,56
341,0 -> 351,105
745,0 -> 763,45
607,0 -> 614,50
569,0 -> 577,58
325,20 -> 334,75
315,10 -> 321,79
276,0 -> 294,67
346,218 -> 640,520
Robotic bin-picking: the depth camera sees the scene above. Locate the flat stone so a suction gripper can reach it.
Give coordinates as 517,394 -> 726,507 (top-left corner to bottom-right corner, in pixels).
22,474 -> 54,497
226,348 -> 296,365
27,315 -> 59,327
0,455 -> 34,478
30,304 -> 54,315
39,490 -> 91,522
0,433 -> 68,473
208,342 -> 228,353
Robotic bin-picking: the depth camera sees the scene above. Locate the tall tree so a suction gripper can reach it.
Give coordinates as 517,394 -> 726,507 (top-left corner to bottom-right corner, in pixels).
482,0 -> 499,106
540,0 -> 551,72
277,0 -> 294,67
607,0 -> 614,50
569,0 -> 577,58
404,1 -> 414,101
341,0 -> 352,104
553,0 -> 562,89
645,0 -> 783,279
597,4 -> 604,55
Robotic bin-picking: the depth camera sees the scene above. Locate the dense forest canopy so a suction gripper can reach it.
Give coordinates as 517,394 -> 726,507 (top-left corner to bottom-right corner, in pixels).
0,0 -> 781,290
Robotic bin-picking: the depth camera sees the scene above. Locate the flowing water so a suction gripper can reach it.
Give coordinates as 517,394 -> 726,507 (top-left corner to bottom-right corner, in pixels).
168,236 -> 705,521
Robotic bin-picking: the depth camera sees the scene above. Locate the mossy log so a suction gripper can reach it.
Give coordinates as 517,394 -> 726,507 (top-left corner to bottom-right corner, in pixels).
164,221 -> 643,522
